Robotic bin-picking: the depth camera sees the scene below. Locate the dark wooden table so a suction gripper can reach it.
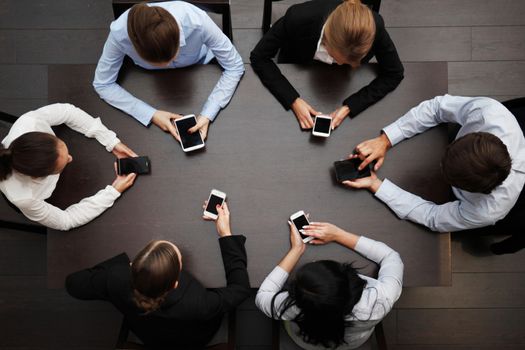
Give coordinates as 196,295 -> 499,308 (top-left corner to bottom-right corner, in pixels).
47,62 -> 450,288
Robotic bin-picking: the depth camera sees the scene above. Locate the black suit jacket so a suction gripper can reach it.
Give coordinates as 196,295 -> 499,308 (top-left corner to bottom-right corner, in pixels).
250,0 -> 404,117
66,235 -> 251,349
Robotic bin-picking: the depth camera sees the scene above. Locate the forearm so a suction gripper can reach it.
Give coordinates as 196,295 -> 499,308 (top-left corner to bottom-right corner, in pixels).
335,229 -> 361,250
277,247 -> 303,274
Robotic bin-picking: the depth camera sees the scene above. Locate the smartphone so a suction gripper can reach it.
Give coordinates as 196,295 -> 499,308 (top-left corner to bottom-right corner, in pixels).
290,210 -> 314,243
174,114 -> 205,152
116,156 -> 151,175
333,158 -> 371,182
203,189 -> 227,220
312,115 -> 332,137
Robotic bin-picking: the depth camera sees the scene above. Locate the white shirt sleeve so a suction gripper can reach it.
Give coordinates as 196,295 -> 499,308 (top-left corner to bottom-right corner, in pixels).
198,13 -> 244,121
31,103 -> 121,152
93,32 -> 156,126
354,236 -> 404,307
15,185 -> 121,231
255,266 -> 298,320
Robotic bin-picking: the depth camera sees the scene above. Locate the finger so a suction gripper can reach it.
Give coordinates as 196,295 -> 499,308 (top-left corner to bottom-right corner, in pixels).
374,157 -> 384,171
113,162 -> 119,175
310,239 -> 325,245
216,204 -> 223,215
221,201 -> 229,214
202,215 -> 214,221
342,180 -> 358,188
129,149 -> 139,157
188,125 -> 199,134
307,104 -> 319,116
358,156 -> 374,171
305,115 -> 314,128
166,122 -> 180,141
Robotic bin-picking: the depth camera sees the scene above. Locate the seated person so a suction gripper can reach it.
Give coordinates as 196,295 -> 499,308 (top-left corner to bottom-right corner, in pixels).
66,202 -> 251,348
0,103 -> 137,231
93,1 -> 244,141
250,0 -> 404,130
256,220 -> 403,349
345,95 -> 525,254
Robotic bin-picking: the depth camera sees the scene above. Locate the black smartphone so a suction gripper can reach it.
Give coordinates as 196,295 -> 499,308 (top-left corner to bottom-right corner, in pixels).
333,158 -> 371,182
117,156 -> 151,175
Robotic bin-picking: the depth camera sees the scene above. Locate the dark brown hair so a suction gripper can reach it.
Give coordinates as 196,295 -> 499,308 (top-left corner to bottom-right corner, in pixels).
131,240 -> 181,313
127,3 -> 180,63
323,0 -> 376,66
442,132 -> 511,194
0,132 -> 59,180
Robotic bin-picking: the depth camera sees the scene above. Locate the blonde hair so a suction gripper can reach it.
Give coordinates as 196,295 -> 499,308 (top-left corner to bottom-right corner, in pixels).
323,0 -> 376,65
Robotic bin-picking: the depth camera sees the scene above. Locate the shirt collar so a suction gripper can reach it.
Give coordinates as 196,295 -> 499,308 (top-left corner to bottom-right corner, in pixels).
313,24 -> 334,65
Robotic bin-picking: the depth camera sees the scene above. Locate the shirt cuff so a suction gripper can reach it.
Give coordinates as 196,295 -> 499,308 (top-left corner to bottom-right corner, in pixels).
105,185 -> 122,199
354,236 -> 375,256
382,122 -> 405,146
132,102 -> 157,126
200,100 -> 221,122
106,137 -> 121,152
375,178 -> 400,206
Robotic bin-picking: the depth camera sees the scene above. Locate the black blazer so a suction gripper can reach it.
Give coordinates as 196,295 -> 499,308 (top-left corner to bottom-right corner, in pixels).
66,235 -> 251,349
250,0 -> 404,118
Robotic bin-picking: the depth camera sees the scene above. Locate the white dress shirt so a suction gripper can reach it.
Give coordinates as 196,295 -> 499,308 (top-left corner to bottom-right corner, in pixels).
376,95 -> 525,232
0,104 -> 122,231
313,25 -> 334,65
256,236 -> 404,349
93,1 -> 244,126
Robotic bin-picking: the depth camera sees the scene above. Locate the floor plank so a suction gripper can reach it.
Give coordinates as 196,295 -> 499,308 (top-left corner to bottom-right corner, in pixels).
0,65 -> 47,99
382,0 -> 525,27
448,61 -> 525,96
397,308 -> 525,345
472,26 -> 525,61
0,31 -> 16,64
15,29 -> 108,64
388,27 -> 471,62
396,272 -> 525,309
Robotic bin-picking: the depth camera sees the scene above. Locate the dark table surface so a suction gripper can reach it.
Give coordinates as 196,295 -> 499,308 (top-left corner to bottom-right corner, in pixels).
47,62 -> 450,288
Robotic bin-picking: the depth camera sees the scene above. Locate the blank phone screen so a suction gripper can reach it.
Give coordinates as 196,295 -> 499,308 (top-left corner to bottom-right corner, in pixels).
206,194 -> 224,215
314,117 -> 331,133
176,117 -> 204,149
292,215 -> 310,240
118,157 -> 150,175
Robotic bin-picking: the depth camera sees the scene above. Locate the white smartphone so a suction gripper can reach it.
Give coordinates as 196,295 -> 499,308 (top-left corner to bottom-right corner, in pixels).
204,189 -> 227,220
312,115 -> 332,137
290,210 -> 314,243
173,114 -> 205,152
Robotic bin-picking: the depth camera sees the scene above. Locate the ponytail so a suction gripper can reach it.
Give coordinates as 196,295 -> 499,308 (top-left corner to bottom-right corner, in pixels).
0,145 -> 13,180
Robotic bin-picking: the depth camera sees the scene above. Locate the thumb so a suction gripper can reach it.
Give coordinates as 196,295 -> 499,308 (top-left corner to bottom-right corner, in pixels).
307,104 -> 319,116
188,125 -> 198,134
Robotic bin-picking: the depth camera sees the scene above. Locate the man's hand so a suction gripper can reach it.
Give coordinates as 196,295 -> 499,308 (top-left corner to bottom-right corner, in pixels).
342,171 -> 383,194
330,105 -> 350,130
151,110 -> 183,141
353,133 -> 392,171
188,115 -> 211,140
111,142 -> 138,159
203,201 -> 232,237
111,162 -> 137,193
291,98 -> 319,129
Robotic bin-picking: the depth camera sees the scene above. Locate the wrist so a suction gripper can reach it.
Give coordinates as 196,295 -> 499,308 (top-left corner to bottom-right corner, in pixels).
380,132 -> 392,149
290,245 -> 305,255
369,178 -> 383,194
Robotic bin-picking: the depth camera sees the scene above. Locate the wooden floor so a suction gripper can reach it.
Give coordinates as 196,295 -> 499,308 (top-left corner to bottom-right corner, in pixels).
1,0 -> 525,349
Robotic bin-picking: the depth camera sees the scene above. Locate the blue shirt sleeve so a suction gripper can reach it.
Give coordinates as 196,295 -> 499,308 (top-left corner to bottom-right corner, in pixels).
198,12 -> 244,121
93,31 -> 157,126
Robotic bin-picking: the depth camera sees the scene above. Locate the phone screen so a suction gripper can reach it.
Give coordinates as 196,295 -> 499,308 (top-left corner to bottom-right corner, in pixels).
176,117 -> 204,149
205,194 -> 224,215
118,156 -> 150,175
334,158 -> 371,182
314,117 -> 331,134
292,215 -> 310,240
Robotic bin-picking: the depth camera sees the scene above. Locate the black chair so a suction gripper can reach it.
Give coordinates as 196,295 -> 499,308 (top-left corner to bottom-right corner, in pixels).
0,111 -> 46,235
262,0 -> 381,33
115,313 -> 236,350
112,0 -> 233,40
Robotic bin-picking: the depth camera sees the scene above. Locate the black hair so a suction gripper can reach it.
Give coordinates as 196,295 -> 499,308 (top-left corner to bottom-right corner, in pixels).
271,260 -> 367,347
0,132 -> 59,180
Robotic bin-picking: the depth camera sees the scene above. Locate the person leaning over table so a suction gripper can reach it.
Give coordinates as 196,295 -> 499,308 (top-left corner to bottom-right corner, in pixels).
344,95 -> 525,255
66,201 -> 251,349
93,1 -> 244,142
256,220 -> 403,349
250,0 -> 404,131
0,103 -> 137,231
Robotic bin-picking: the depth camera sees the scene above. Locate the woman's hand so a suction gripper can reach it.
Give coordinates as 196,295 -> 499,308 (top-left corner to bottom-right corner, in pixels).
203,201 -> 232,237
111,142 -> 138,159
291,98 -> 319,129
188,115 -> 210,140
303,222 -> 344,245
288,220 -> 306,254
330,105 -> 350,130
111,163 -> 137,193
